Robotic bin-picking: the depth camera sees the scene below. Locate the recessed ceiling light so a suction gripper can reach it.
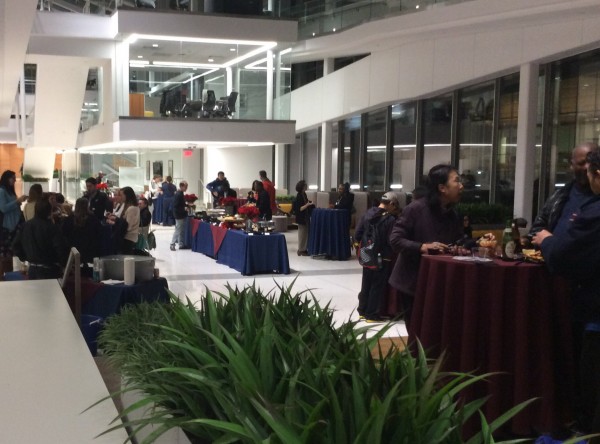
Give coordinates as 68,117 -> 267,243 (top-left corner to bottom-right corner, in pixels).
137,55 -> 143,59
208,57 -> 214,62
332,28 -> 336,32
229,48 -> 236,52
312,32 -> 316,36
152,43 -> 159,48
415,4 -> 420,8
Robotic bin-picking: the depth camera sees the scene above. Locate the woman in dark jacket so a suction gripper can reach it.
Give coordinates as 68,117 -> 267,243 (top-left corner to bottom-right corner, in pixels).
62,197 -> 103,265
292,180 -> 314,256
253,180 -> 272,220
388,164 -> 464,326
334,182 -> 354,226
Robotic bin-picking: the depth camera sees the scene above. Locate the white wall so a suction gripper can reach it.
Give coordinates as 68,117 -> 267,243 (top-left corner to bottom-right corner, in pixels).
289,0 -> 600,131
204,145 -> 272,197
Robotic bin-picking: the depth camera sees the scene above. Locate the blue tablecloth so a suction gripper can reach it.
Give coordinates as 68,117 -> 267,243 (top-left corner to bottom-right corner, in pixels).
216,230 -> 290,275
191,220 -> 215,257
308,208 -> 351,260
81,277 -> 170,318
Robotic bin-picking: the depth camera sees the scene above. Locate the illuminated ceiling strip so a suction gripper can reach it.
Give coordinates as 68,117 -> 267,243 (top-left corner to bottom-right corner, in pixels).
224,43 -> 277,67
153,61 -> 219,69
127,33 -> 275,47
182,69 -> 219,84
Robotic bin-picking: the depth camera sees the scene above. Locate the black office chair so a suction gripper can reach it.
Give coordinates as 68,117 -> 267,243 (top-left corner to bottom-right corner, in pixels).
214,91 -> 239,118
186,100 -> 204,118
202,90 -> 216,118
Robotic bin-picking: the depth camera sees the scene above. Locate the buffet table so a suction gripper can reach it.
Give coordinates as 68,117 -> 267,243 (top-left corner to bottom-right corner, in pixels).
307,208 -> 351,260
0,280 -> 128,442
191,220 -> 290,275
409,255 -> 575,436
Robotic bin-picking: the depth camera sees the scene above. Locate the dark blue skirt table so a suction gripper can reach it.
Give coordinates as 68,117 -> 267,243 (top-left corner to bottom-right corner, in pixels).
191,219 -> 215,257
308,208 -> 351,260
217,229 -> 290,275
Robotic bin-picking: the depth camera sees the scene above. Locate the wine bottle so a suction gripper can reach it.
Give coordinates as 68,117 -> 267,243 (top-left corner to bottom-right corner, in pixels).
501,220 -> 516,261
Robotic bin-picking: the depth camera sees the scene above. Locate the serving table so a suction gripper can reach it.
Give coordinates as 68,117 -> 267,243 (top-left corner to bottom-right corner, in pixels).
191,220 -> 290,275
307,208 -> 351,260
0,280 -> 128,442
409,255 -> 575,436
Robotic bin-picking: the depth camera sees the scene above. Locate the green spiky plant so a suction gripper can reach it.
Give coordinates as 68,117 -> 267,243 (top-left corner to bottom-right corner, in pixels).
96,282 -> 537,444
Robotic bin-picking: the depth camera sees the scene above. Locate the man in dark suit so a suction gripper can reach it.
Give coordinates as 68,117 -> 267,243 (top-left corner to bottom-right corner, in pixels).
84,177 -> 112,220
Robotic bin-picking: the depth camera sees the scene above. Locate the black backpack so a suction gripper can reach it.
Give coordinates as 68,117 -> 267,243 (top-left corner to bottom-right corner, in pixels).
358,214 -> 388,269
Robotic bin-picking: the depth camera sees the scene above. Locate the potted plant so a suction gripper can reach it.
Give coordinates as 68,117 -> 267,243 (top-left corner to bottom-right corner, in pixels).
95,283 -> 533,444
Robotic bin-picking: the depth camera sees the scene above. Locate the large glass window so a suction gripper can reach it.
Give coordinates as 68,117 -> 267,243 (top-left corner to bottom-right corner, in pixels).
423,95 -> 452,172
458,83 -> 494,203
303,128 -> 320,189
391,103 -> 416,192
340,115 -> 361,185
496,74 -> 519,208
364,109 -> 387,191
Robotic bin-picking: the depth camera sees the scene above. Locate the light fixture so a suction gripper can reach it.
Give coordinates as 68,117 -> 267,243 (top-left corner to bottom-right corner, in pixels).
308,185 -> 318,190
350,184 -> 360,190
152,61 -> 216,69
137,55 -> 143,59
312,32 -> 316,36
229,47 -> 236,52
208,57 -> 214,63
332,28 -> 336,32
415,4 -> 420,8
390,184 -> 403,189
152,43 -> 159,48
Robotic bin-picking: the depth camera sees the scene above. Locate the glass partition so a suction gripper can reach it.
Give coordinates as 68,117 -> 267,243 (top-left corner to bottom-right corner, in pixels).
391,102 -> 416,193
422,95 -> 452,172
458,83 -> 494,203
364,109 -> 387,191
340,115 -> 361,186
80,67 -> 102,132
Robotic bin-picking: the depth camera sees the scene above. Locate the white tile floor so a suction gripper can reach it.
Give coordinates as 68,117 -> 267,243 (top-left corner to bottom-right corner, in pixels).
151,224 -> 408,339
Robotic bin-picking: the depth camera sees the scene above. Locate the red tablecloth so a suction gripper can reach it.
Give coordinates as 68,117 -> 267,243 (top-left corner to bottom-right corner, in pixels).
209,224 -> 228,256
409,255 -> 575,437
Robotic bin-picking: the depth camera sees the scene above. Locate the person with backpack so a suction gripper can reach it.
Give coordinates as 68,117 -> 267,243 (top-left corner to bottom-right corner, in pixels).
355,192 -> 403,323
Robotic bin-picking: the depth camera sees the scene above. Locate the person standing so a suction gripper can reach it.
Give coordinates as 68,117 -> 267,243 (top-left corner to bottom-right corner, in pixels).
206,171 -> 230,207
84,177 -> 113,220
170,181 -> 189,251
355,192 -> 402,322
107,186 -> 140,255
252,180 -> 272,220
533,148 -> 600,440
259,170 -> 277,214
161,176 -> 177,226
23,183 -> 43,221
0,170 -> 27,278
12,199 -> 69,280
61,197 -> 102,266
334,182 -> 354,227
388,164 -> 464,326
530,142 -> 597,237
148,174 -> 162,204
292,180 -> 314,256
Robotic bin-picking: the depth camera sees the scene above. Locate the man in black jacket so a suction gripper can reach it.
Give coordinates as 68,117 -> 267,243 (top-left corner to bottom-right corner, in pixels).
170,181 -> 189,251
206,171 -> 230,208
84,177 -> 113,220
530,142 -> 597,236
355,192 -> 403,323
13,200 -> 69,280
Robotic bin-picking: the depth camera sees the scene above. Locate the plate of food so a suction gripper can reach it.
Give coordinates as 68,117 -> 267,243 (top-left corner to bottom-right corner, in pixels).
522,249 -> 544,263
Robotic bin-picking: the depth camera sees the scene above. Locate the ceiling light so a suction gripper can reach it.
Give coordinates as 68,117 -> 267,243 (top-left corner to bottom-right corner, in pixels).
415,4 -> 420,8
152,43 -> 159,48
230,48 -> 236,52
332,28 -> 336,32
137,55 -> 143,59
153,61 -> 216,69
208,57 -> 214,63
129,33 -> 274,47
312,32 -> 316,36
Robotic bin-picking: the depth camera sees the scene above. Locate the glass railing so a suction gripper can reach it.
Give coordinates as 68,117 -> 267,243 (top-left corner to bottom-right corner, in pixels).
46,0 -> 475,39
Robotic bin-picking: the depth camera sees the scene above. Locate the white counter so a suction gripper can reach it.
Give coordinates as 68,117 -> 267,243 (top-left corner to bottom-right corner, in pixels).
0,280 -> 128,443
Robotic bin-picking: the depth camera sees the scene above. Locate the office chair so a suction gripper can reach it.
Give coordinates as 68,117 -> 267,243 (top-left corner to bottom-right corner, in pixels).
202,90 -> 216,118
214,91 -> 239,118
187,100 -> 204,118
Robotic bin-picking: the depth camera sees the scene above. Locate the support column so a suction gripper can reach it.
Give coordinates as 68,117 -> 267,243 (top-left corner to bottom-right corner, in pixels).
274,143 -> 286,192
320,122 -> 332,191
266,50 -> 274,119
323,57 -> 334,76
514,63 -> 538,224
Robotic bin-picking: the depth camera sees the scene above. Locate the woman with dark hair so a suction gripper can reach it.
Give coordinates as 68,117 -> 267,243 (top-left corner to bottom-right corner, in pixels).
388,164 -> 464,326
23,183 -> 43,221
334,182 -> 354,211
0,170 -> 27,278
253,180 -> 272,220
62,197 -> 103,265
107,186 -> 140,254
293,180 -> 315,256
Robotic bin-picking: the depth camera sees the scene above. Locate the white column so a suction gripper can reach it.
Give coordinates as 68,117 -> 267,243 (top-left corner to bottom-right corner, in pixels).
114,39 -> 130,117
514,63 -> 538,224
266,50 -> 274,119
320,122 -> 332,191
225,67 -> 233,95
323,57 -> 334,76
274,144 -> 286,192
